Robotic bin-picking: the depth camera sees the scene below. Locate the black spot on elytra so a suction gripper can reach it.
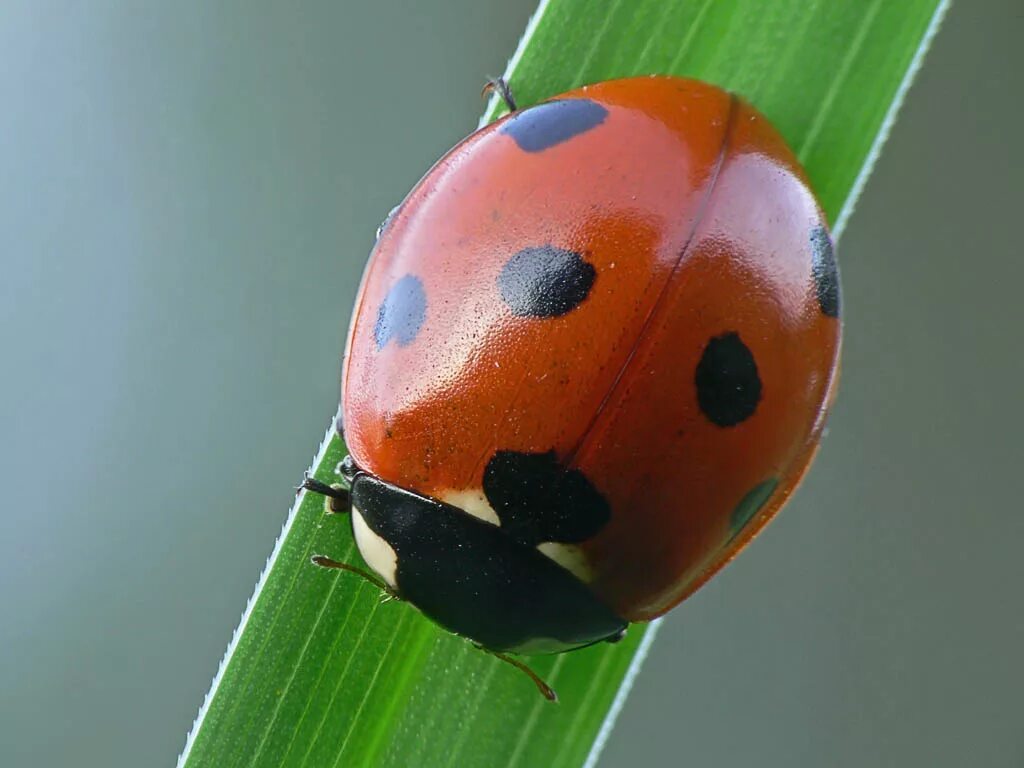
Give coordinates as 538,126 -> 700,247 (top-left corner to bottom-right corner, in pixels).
374,274 -> 426,349
483,450 -> 610,546
810,225 -> 840,317
729,477 -> 779,538
500,99 -> 608,153
498,246 -> 595,318
695,332 -> 762,427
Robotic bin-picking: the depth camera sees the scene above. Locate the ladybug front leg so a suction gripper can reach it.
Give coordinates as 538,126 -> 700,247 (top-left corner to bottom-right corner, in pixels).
302,474 -> 399,600
309,555 -> 399,601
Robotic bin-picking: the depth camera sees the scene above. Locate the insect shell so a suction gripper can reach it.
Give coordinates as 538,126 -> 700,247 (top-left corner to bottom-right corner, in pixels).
306,75 -> 841,698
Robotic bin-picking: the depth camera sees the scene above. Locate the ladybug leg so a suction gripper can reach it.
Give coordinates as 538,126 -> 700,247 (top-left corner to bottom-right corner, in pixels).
482,77 -> 517,112
300,473 -> 350,514
310,555 -> 400,600
605,626 -> 628,644
477,646 -> 558,702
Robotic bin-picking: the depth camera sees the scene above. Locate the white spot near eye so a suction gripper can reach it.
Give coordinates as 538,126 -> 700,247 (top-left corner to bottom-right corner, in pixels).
440,488 -> 500,526
537,542 -> 594,582
351,506 -> 398,588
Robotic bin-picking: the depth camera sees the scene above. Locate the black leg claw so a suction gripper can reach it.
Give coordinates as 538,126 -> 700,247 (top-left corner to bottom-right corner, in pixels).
482,77 -> 517,112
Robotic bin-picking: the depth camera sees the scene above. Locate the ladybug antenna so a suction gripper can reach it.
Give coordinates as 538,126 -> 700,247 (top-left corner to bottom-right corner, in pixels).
300,473 -> 350,514
484,649 -> 558,702
311,555 -> 398,599
482,77 -> 517,113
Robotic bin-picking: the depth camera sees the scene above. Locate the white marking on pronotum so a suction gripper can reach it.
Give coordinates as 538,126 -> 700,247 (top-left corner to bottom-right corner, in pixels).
582,618 -> 663,768
478,0 -> 555,128
536,541 -> 593,582
176,418 -> 338,768
832,0 -> 951,241
440,488 -> 501,526
351,506 -> 398,588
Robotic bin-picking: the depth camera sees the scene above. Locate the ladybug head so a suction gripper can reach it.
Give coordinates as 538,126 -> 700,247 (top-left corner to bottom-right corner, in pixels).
342,461 -> 626,654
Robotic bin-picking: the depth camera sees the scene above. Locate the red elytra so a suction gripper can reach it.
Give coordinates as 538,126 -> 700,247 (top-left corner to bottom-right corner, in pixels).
338,75 -> 840,626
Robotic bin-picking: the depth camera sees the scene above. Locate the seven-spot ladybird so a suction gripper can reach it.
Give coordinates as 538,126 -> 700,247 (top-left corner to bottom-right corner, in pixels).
304,75 -> 841,699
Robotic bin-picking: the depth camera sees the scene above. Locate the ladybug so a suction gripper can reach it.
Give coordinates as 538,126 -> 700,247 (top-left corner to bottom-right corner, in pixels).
303,75 -> 841,700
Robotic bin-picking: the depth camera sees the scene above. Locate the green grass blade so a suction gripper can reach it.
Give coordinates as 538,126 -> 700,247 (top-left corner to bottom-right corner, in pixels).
179,1 -> 948,766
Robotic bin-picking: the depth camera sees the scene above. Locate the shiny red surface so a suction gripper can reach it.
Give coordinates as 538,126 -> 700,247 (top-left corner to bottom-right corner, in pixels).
342,76 -> 841,620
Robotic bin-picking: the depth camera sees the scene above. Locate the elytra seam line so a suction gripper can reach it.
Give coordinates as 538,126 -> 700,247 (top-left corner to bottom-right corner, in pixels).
562,92 -> 740,469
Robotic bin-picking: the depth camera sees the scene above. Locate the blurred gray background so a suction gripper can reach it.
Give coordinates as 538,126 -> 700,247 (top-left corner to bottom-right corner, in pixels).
1,1 -> 1020,766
